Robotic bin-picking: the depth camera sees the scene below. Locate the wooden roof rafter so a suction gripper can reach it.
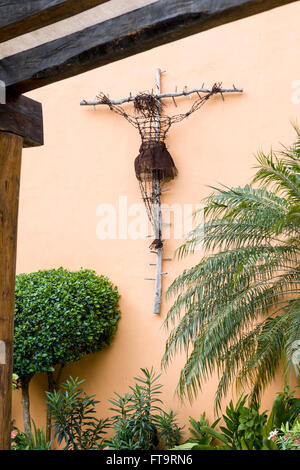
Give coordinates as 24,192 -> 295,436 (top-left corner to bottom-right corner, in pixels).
0,0 -> 298,96
0,0 -> 111,43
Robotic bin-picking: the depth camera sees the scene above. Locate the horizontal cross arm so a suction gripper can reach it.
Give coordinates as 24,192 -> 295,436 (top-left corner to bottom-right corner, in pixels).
80,86 -> 243,106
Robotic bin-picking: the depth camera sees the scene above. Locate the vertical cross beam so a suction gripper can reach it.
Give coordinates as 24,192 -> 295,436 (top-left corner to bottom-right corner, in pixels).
153,68 -> 163,314
0,94 -> 43,449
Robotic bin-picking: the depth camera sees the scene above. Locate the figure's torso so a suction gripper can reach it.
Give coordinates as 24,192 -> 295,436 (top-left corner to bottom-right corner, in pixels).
134,114 -> 172,147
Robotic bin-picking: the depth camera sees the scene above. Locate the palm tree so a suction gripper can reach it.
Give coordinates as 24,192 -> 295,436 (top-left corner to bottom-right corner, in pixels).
162,129 -> 300,412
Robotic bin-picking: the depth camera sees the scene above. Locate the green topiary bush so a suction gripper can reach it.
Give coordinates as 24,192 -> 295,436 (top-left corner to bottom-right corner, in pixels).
13,267 -> 120,439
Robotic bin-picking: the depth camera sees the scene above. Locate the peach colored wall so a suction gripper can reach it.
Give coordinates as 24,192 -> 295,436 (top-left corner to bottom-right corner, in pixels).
12,3 -> 300,433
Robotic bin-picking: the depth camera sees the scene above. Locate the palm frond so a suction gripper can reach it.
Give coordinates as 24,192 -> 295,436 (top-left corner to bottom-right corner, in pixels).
163,129 -> 300,410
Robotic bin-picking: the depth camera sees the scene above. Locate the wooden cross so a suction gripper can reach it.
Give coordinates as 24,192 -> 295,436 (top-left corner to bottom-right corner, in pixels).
81,69 -> 242,314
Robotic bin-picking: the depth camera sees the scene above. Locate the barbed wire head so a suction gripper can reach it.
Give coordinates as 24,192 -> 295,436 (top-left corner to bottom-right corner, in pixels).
134,93 -> 161,118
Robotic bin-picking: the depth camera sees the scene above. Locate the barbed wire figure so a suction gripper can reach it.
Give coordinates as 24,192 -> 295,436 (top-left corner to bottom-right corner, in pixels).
96,83 -> 224,247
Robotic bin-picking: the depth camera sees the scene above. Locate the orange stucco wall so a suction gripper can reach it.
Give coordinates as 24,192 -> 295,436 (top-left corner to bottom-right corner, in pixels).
12,2 -> 300,433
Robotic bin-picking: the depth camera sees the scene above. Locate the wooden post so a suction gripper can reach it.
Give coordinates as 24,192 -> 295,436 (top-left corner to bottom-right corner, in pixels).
0,132 -> 23,450
0,95 -> 42,449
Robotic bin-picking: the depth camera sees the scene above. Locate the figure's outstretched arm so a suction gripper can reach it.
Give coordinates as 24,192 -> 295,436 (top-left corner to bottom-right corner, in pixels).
96,92 -> 138,127
169,83 -> 223,124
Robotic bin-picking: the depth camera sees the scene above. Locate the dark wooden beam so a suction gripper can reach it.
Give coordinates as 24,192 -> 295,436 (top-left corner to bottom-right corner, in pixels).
0,95 -> 43,147
0,0 -> 298,95
0,0 -> 110,43
0,132 -> 23,450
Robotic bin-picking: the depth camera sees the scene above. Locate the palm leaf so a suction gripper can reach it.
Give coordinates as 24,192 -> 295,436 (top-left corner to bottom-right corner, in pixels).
162,129 -> 300,411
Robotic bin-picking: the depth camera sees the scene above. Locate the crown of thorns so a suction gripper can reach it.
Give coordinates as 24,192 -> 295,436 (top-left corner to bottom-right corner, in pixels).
133,93 -> 161,117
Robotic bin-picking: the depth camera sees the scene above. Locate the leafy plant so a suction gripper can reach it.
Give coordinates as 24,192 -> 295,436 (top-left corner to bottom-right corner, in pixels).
107,368 -> 182,450
13,267 -> 120,438
269,386 -> 300,428
153,409 -> 182,449
46,376 -> 110,450
163,128 -> 300,410
11,428 -> 29,450
219,395 -> 248,448
187,413 -> 220,445
11,422 -> 51,450
261,386 -> 300,450
275,420 -> 300,450
237,404 -> 267,449
172,413 -> 221,450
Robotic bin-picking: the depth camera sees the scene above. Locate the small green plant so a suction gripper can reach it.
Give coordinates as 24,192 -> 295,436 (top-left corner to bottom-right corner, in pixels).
275,420 -> 300,450
11,428 -> 29,450
172,413 -> 221,450
107,368 -> 182,450
260,386 -> 300,450
153,410 -> 182,449
236,404 -> 268,449
11,422 -> 51,450
46,376 -> 110,450
188,413 -> 220,445
269,386 -> 300,428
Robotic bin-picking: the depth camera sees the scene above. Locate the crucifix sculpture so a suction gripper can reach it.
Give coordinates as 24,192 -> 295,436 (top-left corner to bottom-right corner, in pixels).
81,69 -> 242,314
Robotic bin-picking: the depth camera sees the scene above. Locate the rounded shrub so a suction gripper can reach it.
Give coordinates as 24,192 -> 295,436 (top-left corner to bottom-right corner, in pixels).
14,267 -> 120,380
